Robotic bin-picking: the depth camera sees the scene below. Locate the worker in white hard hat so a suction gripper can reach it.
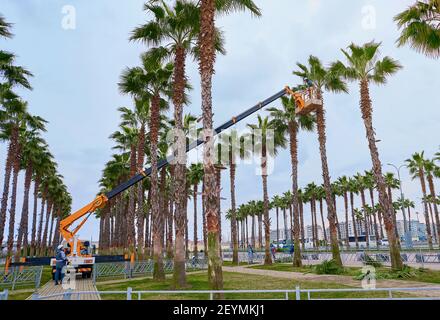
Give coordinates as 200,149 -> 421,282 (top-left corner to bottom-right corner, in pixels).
54,244 -> 67,285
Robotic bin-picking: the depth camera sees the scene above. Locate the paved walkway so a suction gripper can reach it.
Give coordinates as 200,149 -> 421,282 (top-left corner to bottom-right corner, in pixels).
27,278 -> 101,300
222,265 -> 440,298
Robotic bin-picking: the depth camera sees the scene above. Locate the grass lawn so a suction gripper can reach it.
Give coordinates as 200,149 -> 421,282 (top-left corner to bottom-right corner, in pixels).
96,271 -> 411,300
222,261 -> 254,267
250,263 -> 440,284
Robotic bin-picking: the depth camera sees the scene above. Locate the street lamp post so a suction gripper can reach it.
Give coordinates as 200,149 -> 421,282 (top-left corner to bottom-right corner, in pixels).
387,163 -> 413,248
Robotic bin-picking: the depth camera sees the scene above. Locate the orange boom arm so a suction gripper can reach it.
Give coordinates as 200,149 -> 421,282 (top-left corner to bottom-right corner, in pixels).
59,194 -> 108,246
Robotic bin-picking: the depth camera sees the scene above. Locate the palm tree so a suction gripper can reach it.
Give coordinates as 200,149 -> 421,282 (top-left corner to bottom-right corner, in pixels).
15,128 -> 47,258
198,0 -> 261,293
354,173 -> 370,248
348,177 -> 360,248
248,115 -> 286,265
336,41 -> 403,270
188,163 -> 204,256
406,152 -> 434,249
268,94 -> 315,266
110,124 -> 138,250
216,129 -> 251,264
403,199 -> 416,236
119,50 -> 173,276
424,159 -> 440,247
316,185 -> 328,244
297,188 -> 306,250
337,176 -> 351,247
293,56 -> 347,266
304,183 -> 319,248
0,13 -> 13,39
384,172 -> 401,247
131,0 -> 203,287
364,170 -> 382,241
395,0 -> 440,58
271,195 -> 283,249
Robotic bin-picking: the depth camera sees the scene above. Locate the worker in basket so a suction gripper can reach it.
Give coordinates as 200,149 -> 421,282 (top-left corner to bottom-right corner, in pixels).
54,244 -> 68,285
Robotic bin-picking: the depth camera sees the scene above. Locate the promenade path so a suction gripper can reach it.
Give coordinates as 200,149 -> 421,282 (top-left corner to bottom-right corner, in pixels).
26,278 -> 101,300
222,265 -> 440,298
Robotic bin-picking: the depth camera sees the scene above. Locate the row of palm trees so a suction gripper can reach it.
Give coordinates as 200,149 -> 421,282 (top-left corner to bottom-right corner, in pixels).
96,0 -> 438,296
0,14 -> 71,261
234,157 -> 440,253
96,0 -> 261,292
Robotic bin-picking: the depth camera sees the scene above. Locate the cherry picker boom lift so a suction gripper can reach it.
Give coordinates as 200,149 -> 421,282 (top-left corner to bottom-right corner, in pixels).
52,85 -> 321,278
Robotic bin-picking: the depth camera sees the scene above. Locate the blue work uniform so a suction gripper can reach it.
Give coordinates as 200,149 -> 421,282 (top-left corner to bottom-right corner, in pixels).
54,249 -> 67,284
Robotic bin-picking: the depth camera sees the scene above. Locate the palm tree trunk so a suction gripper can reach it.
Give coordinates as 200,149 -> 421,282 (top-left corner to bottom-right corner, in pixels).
283,208 -> 288,242
360,190 -> 370,248
7,141 -> 21,257
16,162 -> 33,259
276,207 -> 279,248
350,192 -> 359,248
41,200 -> 52,255
288,121 -> 302,266
136,124 -> 146,258
359,80 -> 402,270
369,188 -> 381,245
251,215 -> 255,248
200,0 -> 223,294
261,158 -> 271,265
229,158 -> 239,265
343,192 -> 350,248
202,179 -> 207,254
192,184 -> 198,256
173,45 -> 188,288
0,139 -> 14,249
315,98 -> 341,266
30,176 -> 40,257
299,200 -> 305,251
258,212 -> 262,248
427,174 -> 440,248
127,143 -> 137,250
319,199 -> 327,243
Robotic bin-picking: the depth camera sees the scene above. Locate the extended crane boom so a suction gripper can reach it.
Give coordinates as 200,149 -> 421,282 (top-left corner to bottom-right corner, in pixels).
59,85 -> 321,259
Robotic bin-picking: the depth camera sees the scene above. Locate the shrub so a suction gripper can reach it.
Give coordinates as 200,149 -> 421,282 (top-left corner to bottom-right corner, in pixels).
314,259 -> 344,275
363,254 -> 383,268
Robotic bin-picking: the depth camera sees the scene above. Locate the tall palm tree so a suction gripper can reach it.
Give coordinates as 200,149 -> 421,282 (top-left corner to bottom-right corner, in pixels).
293,56 -> 347,266
384,172 -> 401,247
348,177 -> 360,248
198,0 -> 261,293
364,170 -> 382,241
119,50 -> 173,276
403,199 -> 416,237
337,176 -> 351,247
354,173 -> 370,247
268,95 -> 315,267
316,185 -> 328,244
395,0 -> 440,58
15,128 -> 47,258
248,115 -> 286,265
424,159 -> 440,247
216,129 -> 251,264
271,195 -> 283,248
297,188 -> 306,250
336,41 -> 403,270
131,0 -> 202,287
188,163 -> 204,256
406,152 -> 434,249
304,183 -> 319,248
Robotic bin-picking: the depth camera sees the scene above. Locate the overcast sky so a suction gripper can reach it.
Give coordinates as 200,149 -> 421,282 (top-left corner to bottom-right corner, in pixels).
1,0 -> 439,243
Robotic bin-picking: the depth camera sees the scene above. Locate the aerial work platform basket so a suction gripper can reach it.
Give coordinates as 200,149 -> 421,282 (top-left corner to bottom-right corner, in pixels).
290,86 -> 323,115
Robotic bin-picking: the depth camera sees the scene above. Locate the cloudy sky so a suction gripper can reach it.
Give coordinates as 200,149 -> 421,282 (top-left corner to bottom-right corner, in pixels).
1,0 -> 439,243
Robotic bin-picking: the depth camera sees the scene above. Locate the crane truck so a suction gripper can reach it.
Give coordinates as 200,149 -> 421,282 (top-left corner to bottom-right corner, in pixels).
51,85 -> 321,279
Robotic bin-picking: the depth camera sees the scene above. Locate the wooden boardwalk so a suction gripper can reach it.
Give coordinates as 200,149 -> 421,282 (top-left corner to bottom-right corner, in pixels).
27,278 -> 101,300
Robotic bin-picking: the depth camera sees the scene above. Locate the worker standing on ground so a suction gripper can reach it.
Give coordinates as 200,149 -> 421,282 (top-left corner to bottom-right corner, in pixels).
54,245 -> 67,285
